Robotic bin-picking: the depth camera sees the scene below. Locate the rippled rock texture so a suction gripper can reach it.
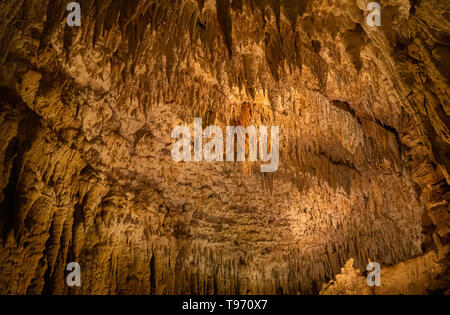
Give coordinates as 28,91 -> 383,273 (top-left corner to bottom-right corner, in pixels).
0,0 -> 448,294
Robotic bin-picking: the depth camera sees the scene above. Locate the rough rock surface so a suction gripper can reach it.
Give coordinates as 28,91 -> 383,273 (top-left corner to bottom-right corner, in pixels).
0,0 -> 448,294
320,252 -> 447,294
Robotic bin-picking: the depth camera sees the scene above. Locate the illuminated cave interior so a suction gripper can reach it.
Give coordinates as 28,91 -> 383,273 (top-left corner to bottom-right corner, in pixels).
0,0 -> 449,294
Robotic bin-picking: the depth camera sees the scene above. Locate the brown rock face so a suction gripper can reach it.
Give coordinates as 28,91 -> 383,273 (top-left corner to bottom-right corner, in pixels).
0,0 -> 448,294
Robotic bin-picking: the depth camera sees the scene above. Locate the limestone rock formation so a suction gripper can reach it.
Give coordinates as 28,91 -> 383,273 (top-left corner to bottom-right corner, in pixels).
0,0 -> 448,294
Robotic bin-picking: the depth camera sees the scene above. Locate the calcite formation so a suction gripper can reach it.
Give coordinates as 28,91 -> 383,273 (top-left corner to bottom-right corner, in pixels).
0,0 -> 448,294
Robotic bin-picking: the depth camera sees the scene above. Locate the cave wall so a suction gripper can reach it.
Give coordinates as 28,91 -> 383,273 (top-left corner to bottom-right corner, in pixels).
0,0 -> 448,294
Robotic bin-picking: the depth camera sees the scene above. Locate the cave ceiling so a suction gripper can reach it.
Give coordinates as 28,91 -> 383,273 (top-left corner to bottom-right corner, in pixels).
0,0 -> 448,294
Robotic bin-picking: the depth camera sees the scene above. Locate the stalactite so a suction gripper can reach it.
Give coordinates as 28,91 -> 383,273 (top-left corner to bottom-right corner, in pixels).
0,0 -> 448,295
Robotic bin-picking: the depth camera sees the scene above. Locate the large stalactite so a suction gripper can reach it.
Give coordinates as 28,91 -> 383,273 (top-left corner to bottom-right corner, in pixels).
0,0 -> 448,294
